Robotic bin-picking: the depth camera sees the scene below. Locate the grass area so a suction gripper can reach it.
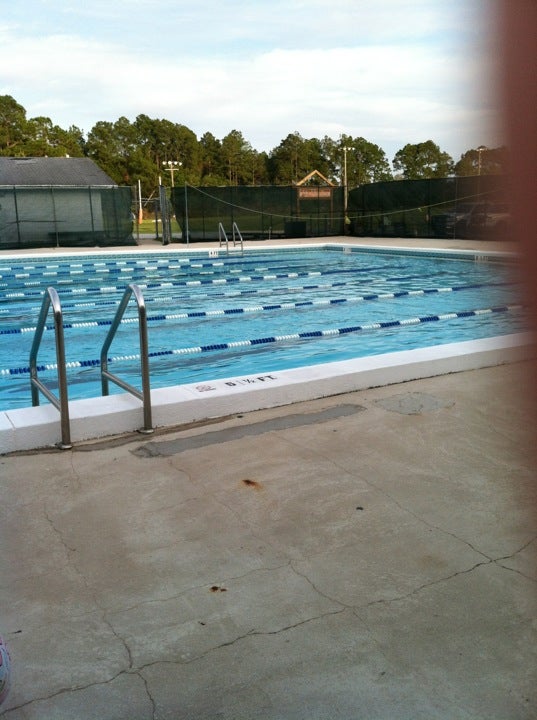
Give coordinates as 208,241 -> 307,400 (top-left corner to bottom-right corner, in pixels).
135,218 -> 182,236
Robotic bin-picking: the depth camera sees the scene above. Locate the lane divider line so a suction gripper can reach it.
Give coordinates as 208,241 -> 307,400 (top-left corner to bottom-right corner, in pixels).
0,281 -> 518,336
0,303 -> 525,376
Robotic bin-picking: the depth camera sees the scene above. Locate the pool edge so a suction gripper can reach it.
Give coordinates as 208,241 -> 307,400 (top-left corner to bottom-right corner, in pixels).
1,332 -> 534,453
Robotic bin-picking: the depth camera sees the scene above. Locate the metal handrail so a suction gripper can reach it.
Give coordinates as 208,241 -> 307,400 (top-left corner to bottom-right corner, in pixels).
100,284 -> 153,434
218,222 -> 244,255
232,222 -> 244,254
29,287 -> 72,449
218,222 -> 229,252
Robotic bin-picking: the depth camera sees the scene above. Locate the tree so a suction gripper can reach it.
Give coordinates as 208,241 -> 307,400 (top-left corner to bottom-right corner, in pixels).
199,131 -> 226,184
268,132 -> 330,185
1,92 -> 511,195
220,130 -> 254,185
393,140 -> 454,179
85,119 -> 136,185
350,138 -> 392,185
454,146 -> 508,176
0,95 -> 27,155
22,117 -> 85,157
323,135 -> 392,187
250,150 -> 270,185
131,115 -> 200,186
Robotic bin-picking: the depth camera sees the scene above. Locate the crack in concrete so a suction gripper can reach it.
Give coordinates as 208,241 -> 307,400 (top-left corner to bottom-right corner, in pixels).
469,405 -> 535,454
101,613 -> 134,671
214,492 -> 288,561
275,431 -> 499,565
353,559 -> 493,613
41,503 -> 134,672
492,535 -> 537,583
496,534 -> 537,560
104,561 -> 293,619
134,670 -> 157,720
289,562 -> 350,609
68,452 -> 82,489
1,669 -> 136,717
494,563 -> 537,583
352,538 -> 537,613
167,456 -> 199,485
247,607 -> 348,638
135,606 -> 349,674
6,531 -> 534,715
43,505 -> 77,554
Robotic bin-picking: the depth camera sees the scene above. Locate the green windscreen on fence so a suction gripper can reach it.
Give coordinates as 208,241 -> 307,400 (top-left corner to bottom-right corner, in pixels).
170,185 -> 345,241
348,175 -> 509,239
0,186 -> 135,250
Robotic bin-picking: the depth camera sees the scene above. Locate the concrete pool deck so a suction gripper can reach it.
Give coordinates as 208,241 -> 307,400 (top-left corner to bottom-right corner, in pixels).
1,360 -> 536,719
1,237 -> 536,719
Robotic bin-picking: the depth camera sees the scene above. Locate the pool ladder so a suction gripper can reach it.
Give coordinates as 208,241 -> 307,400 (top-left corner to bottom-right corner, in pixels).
29,283 -> 153,449
29,287 -> 72,449
218,222 -> 244,254
101,284 -> 153,435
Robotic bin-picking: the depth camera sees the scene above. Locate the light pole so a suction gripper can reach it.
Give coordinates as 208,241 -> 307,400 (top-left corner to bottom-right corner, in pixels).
477,145 -> 486,176
164,160 -> 182,187
342,146 -> 351,233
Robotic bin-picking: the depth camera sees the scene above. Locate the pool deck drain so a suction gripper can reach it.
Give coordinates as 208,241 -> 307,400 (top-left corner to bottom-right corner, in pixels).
374,391 -> 455,415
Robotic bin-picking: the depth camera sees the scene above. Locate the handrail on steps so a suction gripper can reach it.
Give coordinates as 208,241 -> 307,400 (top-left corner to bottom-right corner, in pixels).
232,222 -> 244,253
29,287 -> 72,449
100,283 -> 153,434
218,222 -> 244,255
218,222 -> 229,252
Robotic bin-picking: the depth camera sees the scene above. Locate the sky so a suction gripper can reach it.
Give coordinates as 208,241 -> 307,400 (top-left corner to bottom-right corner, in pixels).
0,0 -> 502,164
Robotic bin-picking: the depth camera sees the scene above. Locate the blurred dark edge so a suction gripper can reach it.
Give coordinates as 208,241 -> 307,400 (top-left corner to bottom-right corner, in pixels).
499,1 -> 537,466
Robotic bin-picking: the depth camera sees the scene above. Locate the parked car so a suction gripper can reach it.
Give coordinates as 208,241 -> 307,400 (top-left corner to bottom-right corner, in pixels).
432,203 -> 476,238
445,204 -> 476,236
455,202 -> 511,239
433,201 -> 511,239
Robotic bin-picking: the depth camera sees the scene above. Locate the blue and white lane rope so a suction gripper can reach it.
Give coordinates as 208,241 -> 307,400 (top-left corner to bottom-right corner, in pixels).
0,252 -> 362,275
0,303 -> 525,376
29,278 -> 517,315
0,265 -> 496,301
0,264 -> 422,298
0,274 -> 431,309
0,282 -> 517,336
0,256 -> 385,285
0,254 -> 294,274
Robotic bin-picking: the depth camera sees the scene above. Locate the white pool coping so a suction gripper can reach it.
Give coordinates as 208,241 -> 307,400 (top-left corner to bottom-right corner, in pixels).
1,332 -> 534,453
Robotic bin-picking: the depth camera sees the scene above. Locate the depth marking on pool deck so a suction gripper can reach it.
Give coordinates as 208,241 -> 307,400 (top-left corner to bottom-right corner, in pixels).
132,403 -> 366,457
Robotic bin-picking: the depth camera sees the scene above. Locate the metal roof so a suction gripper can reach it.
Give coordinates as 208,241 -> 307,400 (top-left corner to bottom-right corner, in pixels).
0,157 -> 117,186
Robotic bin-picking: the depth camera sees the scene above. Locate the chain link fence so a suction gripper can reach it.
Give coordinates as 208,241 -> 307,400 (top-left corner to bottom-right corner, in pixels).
169,184 -> 345,241
0,186 -> 135,250
348,176 -> 509,239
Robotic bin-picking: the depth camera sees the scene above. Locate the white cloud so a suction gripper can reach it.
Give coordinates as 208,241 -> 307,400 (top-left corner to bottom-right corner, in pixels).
0,1 -> 502,162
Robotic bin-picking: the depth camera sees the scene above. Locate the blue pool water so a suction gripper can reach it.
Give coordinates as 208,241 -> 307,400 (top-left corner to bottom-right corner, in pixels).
0,246 -> 527,411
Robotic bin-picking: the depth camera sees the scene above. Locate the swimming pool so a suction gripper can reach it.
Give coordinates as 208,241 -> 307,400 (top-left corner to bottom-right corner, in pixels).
0,244 -> 527,415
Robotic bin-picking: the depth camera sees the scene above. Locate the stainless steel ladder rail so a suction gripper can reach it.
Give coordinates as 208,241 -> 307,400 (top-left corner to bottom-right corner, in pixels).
100,284 -> 153,434
219,222 -> 244,255
218,222 -> 229,253
29,287 -> 72,449
232,222 -> 244,254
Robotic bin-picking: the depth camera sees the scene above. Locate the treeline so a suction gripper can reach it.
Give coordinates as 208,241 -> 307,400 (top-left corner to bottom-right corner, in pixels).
0,95 -> 508,195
